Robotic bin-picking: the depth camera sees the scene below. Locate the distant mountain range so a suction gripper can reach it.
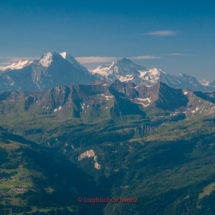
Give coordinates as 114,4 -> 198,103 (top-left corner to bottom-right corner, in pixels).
90,58 -> 215,92
0,60 -> 33,73
0,52 -> 214,92
0,52 -> 94,92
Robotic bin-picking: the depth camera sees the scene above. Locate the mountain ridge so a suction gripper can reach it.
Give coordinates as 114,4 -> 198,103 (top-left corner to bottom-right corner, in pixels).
0,80 -> 214,122
0,59 -> 33,73
1,80 -> 215,214
0,52 -> 95,92
90,58 -> 215,92
0,52 -> 214,93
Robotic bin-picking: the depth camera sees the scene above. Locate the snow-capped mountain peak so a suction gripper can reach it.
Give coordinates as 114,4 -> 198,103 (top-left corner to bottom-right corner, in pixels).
90,65 -> 110,77
39,52 -> 53,67
90,58 -> 163,83
38,52 -> 89,74
90,58 -> 215,92
0,51 -> 95,92
0,59 -> 33,72
111,58 -> 147,76
149,68 -> 166,75
61,52 -> 77,64
61,52 -> 92,75
0,52 -> 214,93
60,52 -> 67,59
90,57 -> 148,81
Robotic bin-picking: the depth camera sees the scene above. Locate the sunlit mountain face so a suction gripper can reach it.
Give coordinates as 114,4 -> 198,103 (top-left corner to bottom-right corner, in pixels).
0,52 -> 215,93
90,57 -> 215,92
0,52 -> 95,92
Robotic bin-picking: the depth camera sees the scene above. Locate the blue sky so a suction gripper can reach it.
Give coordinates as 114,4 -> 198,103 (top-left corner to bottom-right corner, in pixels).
0,0 -> 215,80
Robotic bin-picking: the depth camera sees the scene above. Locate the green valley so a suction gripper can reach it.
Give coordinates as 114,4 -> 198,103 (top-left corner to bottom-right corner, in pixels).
0,81 -> 215,214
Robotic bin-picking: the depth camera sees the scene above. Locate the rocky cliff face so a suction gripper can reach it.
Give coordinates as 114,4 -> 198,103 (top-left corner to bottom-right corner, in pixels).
0,52 -> 95,92
1,80 -> 215,122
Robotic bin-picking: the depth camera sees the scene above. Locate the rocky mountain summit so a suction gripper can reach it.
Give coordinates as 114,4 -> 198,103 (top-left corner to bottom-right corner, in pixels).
90,58 -> 215,92
1,80 -> 215,121
0,52 -> 94,92
0,52 -> 214,93
0,59 -> 33,73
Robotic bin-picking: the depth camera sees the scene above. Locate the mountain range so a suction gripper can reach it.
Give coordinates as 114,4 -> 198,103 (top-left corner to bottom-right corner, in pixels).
90,58 -> 215,92
1,79 -> 215,122
0,52 -> 215,214
0,52 -> 94,92
0,52 -> 215,93
1,80 -> 215,214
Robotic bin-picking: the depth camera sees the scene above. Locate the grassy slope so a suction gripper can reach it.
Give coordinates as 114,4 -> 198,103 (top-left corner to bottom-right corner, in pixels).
1,95 -> 215,214
0,131 -> 109,215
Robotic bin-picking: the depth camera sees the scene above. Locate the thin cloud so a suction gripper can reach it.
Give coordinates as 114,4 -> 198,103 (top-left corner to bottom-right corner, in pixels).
145,30 -> 176,36
75,56 -> 119,64
0,55 -> 161,67
164,53 -> 185,56
0,62 -> 13,66
130,56 -> 161,59
0,56 -> 38,61
76,56 -> 160,64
